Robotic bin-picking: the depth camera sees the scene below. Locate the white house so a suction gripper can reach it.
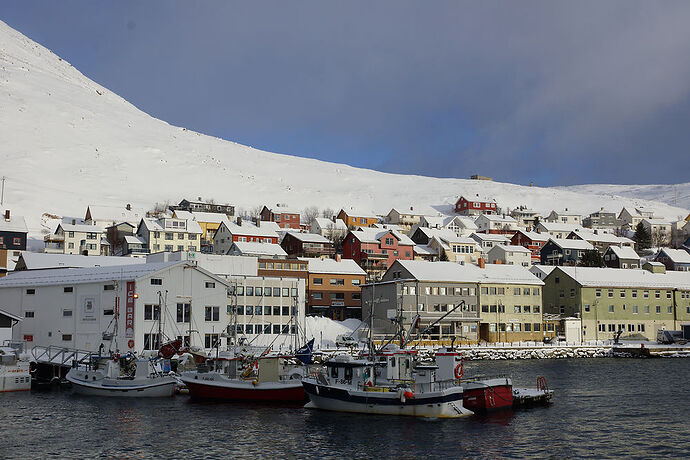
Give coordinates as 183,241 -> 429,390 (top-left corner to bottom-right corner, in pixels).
536,222 -> 585,239
416,215 -> 478,236
0,261 -> 232,353
619,207 -> 655,229
474,214 -> 518,234
310,218 -> 348,238
227,241 -> 287,258
212,221 -> 279,255
469,233 -> 511,253
44,222 -> 106,256
487,244 -> 532,267
509,207 -> 541,229
545,209 -> 582,225
85,204 -> 146,227
427,231 -> 480,264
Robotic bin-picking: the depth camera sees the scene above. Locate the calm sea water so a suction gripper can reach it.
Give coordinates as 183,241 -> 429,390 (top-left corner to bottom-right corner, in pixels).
2,358 -> 690,459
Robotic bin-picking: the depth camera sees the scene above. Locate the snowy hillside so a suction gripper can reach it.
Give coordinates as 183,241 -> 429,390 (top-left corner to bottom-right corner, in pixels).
1,19 -> 688,245
557,183 -> 690,212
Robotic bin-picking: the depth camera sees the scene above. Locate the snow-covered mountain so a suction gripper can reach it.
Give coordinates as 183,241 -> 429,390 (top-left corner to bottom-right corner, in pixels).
1,19 -> 688,245
557,183 -> 690,211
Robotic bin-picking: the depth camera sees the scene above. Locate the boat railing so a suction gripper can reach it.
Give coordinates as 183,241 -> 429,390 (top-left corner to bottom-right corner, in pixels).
30,345 -> 93,368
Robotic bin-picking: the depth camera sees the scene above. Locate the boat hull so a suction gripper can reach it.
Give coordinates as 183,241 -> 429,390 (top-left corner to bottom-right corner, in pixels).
462,378 -> 513,412
302,381 -> 472,418
181,374 -> 305,402
66,371 -> 176,397
0,362 -> 31,393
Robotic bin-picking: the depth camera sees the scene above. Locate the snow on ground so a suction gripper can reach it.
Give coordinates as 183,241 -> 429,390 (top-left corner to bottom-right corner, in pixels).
1,18 -> 688,245
304,316 -> 362,349
557,183 -> 690,215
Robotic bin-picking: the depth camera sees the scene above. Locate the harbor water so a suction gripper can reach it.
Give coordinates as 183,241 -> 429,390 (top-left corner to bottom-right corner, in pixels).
2,358 -> 690,459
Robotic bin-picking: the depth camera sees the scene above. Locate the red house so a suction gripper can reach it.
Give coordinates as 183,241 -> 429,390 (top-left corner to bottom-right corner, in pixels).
510,230 -> 549,263
260,205 -> 301,229
455,195 -> 497,216
342,228 -> 415,280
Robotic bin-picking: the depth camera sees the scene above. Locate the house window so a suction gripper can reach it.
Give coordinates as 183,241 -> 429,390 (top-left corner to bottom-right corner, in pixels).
26,289 -> 35,295
584,304 -> 590,312
104,285 -> 115,291
656,306 -> 661,314
205,334 -> 220,349
273,288 -> 280,297
151,278 -> 162,285
144,333 -> 161,350
313,292 -> 323,300
205,282 -> 216,289
595,289 -> 601,297
609,305 -> 614,313
205,306 -> 220,321
68,232 -> 74,238
282,288 -> 289,297
165,233 -> 174,240
514,288 -> 521,295
608,289 -> 614,298
144,304 -> 160,320
352,279 -> 361,286
176,303 -> 191,322
25,311 -> 35,318
104,308 -> 114,316
178,233 -> 185,239
64,287 -> 73,293
265,288 -> 272,297
62,334 -> 72,341
633,305 -> 638,314
514,306 -> 521,313
620,290 -> 626,298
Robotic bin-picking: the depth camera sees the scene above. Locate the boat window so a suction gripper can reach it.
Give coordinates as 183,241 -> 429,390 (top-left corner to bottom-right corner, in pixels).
330,366 -> 338,378
344,367 -> 353,380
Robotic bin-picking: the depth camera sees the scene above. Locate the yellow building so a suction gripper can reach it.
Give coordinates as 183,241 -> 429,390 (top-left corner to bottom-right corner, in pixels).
337,209 -> 379,227
173,211 -> 229,250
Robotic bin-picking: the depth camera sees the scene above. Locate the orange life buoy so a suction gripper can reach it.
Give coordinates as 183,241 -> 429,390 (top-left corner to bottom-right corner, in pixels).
128,339 -> 135,349
454,361 -> 464,379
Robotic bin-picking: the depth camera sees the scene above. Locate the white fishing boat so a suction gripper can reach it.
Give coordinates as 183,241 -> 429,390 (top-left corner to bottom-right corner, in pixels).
302,347 -> 472,418
66,353 -> 176,397
0,344 -> 31,393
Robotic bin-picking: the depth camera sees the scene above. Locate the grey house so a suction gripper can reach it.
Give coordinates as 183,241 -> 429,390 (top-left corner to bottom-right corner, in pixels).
361,260 -> 479,341
540,238 -> 594,266
603,245 -> 640,269
583,208 -> 621,229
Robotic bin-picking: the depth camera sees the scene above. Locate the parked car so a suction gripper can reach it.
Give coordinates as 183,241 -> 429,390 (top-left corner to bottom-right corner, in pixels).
335,335 -> 358,348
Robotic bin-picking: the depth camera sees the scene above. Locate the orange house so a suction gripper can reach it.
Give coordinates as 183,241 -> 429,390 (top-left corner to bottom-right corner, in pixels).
337,209 -> 378,228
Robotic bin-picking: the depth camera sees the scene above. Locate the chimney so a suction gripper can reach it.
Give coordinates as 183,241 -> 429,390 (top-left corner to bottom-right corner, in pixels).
335,254 -> 342,262
72,219 -> 76,225
410,206 -> 413,212
126,203 -> 131,211
198,196 -> 202,201
237,216 -> 242,226
4,210 -> 9,221
478,257 -> 486,269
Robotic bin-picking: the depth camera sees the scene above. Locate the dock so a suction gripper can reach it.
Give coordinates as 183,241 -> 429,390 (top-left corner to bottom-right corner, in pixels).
512,388 -> 553,408
30,345 -> 92,385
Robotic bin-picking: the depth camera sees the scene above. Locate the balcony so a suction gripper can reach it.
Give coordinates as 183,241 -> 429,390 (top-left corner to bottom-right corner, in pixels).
361,251 -> 388,260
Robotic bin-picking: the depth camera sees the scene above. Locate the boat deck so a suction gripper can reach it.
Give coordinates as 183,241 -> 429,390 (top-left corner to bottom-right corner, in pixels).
512,388 -> 553,408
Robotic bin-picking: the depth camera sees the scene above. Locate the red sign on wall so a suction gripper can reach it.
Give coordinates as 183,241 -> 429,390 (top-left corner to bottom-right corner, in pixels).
23,334 -> 33,342
125,281 -> 135,338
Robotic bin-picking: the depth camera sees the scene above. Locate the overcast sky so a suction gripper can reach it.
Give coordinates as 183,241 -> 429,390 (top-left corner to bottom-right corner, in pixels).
4,1 -> 690,186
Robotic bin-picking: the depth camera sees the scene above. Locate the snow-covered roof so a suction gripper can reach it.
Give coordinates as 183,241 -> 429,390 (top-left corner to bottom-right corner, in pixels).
529,265 -> 557,277
607,246 -> 640,260
571,230 -> 633,245
256,221 -> 282,232
0,308 -> 22,322
339,208 -> 378,219
350,228 -> 414,245
0,261 -> 181,287
489,244 -> 531,254
188,211 -> 230,224
413,244 -> 437,256
547,238 -> 594,250
538,222 -> 585,233
172,210 -> 194,220
58,222 -> 104,233
470,233 -> 511,242
139,217 -> 202,234
306,258 -> 366,276
16,252 -> 146,270
86,205 -> 146,224
0,215 -> 28,233
393,260 -> 542,285
477,214 -> 517,223
419,228 -> 475,244
313,217 -> 347,231
514,230 -> 550,242
223,221 -> 278,238
642,218 -> 674,226
228,242 -> 287,257
657,248 -> 690,264
554,266 -> 690,290
285,232 -> 332,243
124,235 -> 147,245
460,195 -> 495,203
371,223 -> 404,232
268,206 -> 302,215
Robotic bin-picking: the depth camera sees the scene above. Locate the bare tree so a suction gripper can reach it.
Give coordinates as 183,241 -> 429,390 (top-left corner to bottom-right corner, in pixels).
327,224 -> 348,253
321,208 -> 336,219
302,206 -> 320,226
651,228 -> 670,248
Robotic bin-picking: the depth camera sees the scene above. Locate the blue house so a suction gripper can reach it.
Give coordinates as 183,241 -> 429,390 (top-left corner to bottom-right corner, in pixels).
655,248 -> 690,272
540,238 -> 594,266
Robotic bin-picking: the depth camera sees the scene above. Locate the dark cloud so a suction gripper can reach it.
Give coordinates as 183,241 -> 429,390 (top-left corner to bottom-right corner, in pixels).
3,0 -> 690,185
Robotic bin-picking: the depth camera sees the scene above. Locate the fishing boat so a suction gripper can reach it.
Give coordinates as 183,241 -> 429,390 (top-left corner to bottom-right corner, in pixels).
303,346 -> 472,417
66,353 -> 176,397
0,344 -> 31,393
180,350 -> 306,401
